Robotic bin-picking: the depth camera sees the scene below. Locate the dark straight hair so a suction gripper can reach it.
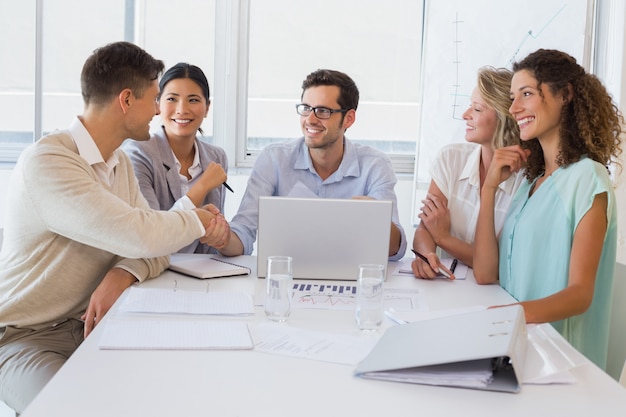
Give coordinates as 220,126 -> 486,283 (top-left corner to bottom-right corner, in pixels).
158,62 -> 210,103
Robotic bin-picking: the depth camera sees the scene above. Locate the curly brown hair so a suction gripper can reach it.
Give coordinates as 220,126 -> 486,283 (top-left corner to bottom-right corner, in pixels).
512,49 -> 624,181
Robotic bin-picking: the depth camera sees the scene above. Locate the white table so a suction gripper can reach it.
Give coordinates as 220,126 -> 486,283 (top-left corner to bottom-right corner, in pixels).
22,257 -> 626,416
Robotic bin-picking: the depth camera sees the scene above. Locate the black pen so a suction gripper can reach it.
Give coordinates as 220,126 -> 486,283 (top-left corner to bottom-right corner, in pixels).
450,259 -> 458,274
223,182 -> 234,193
411,249 -> 453,279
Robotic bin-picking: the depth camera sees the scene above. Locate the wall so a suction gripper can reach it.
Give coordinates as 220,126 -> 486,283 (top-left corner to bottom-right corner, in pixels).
0,169 -> 9,228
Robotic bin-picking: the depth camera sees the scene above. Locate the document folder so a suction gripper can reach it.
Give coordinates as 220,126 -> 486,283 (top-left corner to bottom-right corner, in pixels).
354,305 -> 527,393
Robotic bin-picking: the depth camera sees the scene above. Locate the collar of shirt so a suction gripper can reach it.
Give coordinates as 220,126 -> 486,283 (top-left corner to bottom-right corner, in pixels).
293,137 -> 360,183
458,144 -> 517,195
173,140 -> 202,184
70,117 -> 120,186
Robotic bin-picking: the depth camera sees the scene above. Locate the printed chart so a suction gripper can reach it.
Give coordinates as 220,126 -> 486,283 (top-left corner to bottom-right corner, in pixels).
290,282 -> 425,312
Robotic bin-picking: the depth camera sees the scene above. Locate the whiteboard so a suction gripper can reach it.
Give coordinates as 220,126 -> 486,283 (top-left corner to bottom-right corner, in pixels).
412,0 -> 595,225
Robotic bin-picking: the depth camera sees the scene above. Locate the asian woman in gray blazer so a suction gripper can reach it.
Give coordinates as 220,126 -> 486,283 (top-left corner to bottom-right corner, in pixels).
123,63 -> 230,254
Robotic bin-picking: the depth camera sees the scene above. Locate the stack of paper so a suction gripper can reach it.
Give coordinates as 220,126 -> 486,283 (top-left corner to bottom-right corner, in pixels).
118,287 -> 254,316
99,319 -> 253,350
357,359 -> 495,389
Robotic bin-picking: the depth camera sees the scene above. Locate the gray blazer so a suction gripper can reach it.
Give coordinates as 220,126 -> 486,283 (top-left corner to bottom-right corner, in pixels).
122,127 -> 228,254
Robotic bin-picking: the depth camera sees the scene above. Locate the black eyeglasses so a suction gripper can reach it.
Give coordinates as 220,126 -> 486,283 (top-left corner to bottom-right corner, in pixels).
295,104 -> 350,119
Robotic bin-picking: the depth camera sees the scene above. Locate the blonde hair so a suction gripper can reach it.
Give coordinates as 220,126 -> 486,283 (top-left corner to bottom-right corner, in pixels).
476,66 -> 520,149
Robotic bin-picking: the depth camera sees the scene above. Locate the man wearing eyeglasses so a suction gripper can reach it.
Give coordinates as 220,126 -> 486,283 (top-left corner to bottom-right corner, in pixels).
218,69 -> 406,260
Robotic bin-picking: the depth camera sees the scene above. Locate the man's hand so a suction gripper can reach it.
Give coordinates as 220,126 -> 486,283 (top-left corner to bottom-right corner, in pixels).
195,204 -> 231,249
81,268 -> 137,338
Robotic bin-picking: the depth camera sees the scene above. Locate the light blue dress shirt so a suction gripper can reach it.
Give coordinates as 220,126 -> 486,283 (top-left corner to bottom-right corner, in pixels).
230,137 -> 407,260
499,157 -> 617,369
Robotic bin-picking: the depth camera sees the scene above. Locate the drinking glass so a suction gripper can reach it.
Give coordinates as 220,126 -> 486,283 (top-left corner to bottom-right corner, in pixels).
355,264 -> 385,330
264,256 -> 293,322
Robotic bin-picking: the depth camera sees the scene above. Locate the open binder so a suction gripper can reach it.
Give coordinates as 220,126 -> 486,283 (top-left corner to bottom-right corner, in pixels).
354,305 -> 527,393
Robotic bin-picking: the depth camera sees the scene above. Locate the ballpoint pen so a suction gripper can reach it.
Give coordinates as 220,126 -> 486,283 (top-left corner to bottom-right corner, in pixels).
222,182 -> 234,193
411,249 -> 453,279
384,309 -> 408,325
450,258 -> 458,274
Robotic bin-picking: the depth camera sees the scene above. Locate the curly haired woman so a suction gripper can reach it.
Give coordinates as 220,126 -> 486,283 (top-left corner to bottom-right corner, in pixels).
473,49 -> 624,369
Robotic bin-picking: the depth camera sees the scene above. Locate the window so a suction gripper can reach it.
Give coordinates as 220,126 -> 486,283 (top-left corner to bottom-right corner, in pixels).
244,0 -> 423,172
0,0 -> 216,164
0,0 -> 422,172
1,1 -> 615,176
41,0 -> 126,138
139,0 -> 216,139
0,1 -> 36,162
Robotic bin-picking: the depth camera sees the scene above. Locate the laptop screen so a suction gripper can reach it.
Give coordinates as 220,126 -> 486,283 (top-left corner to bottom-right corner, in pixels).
257,197 -> 392,280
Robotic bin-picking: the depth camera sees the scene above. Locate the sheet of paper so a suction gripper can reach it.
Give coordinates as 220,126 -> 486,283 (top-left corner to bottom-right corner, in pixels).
288,281 -> 426,312
522,323 -> 586,384
251,322 -> 379,366
99,319 -> 253,350
394,258 -> 469,279
387,305 -> 487,324
118,287 -> 254,316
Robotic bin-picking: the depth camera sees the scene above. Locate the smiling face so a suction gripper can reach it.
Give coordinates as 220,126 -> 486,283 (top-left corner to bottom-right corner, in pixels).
462,87 -> 497,146
125,80 -> 160,141
159,77 -> 209,140
509,69 -> 565,143
299,85 -> 355,152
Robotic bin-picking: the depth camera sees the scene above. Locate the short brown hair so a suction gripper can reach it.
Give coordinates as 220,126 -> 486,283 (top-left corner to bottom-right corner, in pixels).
301,69 -> 359,111
81,41 -> 164,107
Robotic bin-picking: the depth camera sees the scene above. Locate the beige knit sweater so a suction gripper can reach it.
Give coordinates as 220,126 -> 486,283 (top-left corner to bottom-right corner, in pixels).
0,130 -> 203,329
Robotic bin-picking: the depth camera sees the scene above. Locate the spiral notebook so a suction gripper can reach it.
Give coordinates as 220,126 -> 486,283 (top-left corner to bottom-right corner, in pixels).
168,253 -> 251,279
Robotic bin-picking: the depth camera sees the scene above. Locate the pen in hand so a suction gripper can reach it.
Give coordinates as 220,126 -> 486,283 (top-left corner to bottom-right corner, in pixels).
223,182 -> 234,193
411,249 -> 453,279
450,258 -> 458,274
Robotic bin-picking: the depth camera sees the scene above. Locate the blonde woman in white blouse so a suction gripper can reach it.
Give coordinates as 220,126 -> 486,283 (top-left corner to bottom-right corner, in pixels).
411,66 -> 524,279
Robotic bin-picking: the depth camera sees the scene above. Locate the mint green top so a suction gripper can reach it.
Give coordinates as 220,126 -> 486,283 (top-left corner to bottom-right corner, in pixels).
499,157 -> 617,369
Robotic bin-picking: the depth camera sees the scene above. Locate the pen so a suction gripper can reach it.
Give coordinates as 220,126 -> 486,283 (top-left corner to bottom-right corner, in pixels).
411,249 -> 452,279
223,182 -> 234,193
384,309 -> 408,325
450,259 -> 458,274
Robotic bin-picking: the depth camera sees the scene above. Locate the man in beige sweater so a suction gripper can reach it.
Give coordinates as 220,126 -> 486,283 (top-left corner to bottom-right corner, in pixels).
0,41 -> 231,414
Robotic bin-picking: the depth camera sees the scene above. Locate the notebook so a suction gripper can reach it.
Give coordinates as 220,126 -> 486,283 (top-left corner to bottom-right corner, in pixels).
257,196 -> 392,280
168,253 -> 251,279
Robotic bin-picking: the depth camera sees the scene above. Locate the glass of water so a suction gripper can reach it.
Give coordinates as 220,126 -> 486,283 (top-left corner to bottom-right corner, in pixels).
264,256 -> 293,322
355,264 -> 385,330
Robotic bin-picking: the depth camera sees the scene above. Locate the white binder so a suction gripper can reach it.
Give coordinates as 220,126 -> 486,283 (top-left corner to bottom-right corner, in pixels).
354,305 -> 527,393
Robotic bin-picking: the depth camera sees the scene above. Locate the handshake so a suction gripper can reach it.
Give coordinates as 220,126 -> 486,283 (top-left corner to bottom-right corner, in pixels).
193,204 -> 231,250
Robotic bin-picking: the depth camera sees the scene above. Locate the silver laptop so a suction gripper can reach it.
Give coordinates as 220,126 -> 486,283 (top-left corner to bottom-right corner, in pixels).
257,196 -> 392,280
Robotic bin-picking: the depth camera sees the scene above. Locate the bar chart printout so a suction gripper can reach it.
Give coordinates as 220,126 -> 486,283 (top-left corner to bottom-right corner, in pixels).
290,282 -> 423,312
